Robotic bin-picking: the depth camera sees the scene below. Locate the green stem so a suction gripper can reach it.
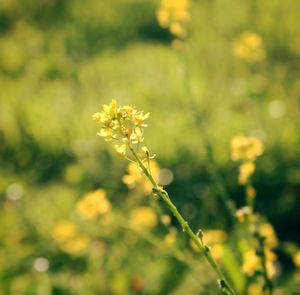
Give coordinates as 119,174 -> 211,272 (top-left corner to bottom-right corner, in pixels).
129,146 -> 237,295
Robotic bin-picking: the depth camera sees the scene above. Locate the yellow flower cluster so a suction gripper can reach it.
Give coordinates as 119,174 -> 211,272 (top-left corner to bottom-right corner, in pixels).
122,160 -> 160,193
233,31 -> 266,62
231,134 -> 264,185
156,0 -> 190,38
52,221 -> 89,254
242,248 -> 277,278
77,189 -> 111,220
129,207 -> 157,229
93,99 -> 150,158
242,223 -> 278,278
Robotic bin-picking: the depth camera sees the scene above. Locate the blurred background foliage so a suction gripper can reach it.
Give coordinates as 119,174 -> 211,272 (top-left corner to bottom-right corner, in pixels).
0,0 -> 300,294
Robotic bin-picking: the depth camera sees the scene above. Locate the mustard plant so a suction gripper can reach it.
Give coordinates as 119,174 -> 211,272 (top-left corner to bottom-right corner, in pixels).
231,134 -> 277,294
93,99 -> 237,295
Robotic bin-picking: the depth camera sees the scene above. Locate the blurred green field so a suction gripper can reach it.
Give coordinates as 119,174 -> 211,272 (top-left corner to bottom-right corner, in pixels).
1,0 -> 300,294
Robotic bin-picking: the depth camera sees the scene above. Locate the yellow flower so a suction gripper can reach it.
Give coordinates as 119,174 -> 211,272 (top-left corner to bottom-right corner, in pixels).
130,207 -> 157,229
114,144 -> 126,157
156,0 -> 190,38
161,214 -> 171,225
203,230 -> 227,245
52,221 -> 77,242
247,283 -> 263,295
52,221 -> 90,254
190,229 -> 226,259
164,227 -> 177,245
130,127 -> 144,143
238,162 -> 255,185
242,249 -> 260,275
122,160 -> 160,193
259,223 -> 278,248
231,134 -> 264,162
170,22 -> 185,37
93,100 -> 151,157
77,189 -> 111,220
60,235 -> 89,254
211,244 -> 224,260
235,206 -> 250,223
233,31 -> 266,62
293,250 -> 300,268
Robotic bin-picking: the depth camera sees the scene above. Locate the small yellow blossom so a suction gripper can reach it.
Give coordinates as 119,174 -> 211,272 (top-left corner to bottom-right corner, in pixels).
161,214 -> 171,225
211,244 -> 224,260
122,160 -> 160,193
114,144 -> 127,157
231,134 -> 264,162
203,230 -> 227,245
242,249 -> 260,275
52,221 -> 89,254
233,31 -> 266,62
231,134 -> 264,185
247,283 -> 264,295
293,250 -> 300,268
190,229 -> 226,258
238,162 -> 255,185
60,235 -> 89,254
77,189 -> 111,220
236,206 -> 251,223
259,223 -> 278,248
93,99 -> 152,159
242,247 -> 277,278
52,221 -> 77,242
130,207 -> 157,229
156,0 -> 190,38
164,227 -> 177,245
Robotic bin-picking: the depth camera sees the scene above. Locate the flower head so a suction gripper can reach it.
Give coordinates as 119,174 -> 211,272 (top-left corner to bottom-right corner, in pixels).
130,207 -> 157,229
231,134 -> 264,185
231,134 -> 264,162
52,221 -> 89,254
93,100 -> 150,158
77,189 -> 111,220
233,31 -> 266,62
156,0 -> 190,39
122,160 -> 160,193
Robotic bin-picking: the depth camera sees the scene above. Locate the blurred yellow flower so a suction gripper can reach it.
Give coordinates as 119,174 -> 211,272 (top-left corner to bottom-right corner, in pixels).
242,249 -> 260,275
161,214 -> 172,225
259,223 -> 278,248
231,134 -> 264,162
77,189 -> 111,220
238,162 -> 255,185
233,31 -> 266,62
122,160 -> 160,193
247,283 -> 263,295
52,221 -> 89,254
293,250 -> 300,268
114,144 -> 127,157
235,206 -> 251,223
129,207 -> 157,229
190,229 -> 226,259
156,0 -> 190,38
211,244 -> 224,260
59,235 -> 89,254
164,227 -> 177,245
203,230 -> 227,245
231,134 -> 264,185
242,247 -> 277,278
52,221 -> 77,242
